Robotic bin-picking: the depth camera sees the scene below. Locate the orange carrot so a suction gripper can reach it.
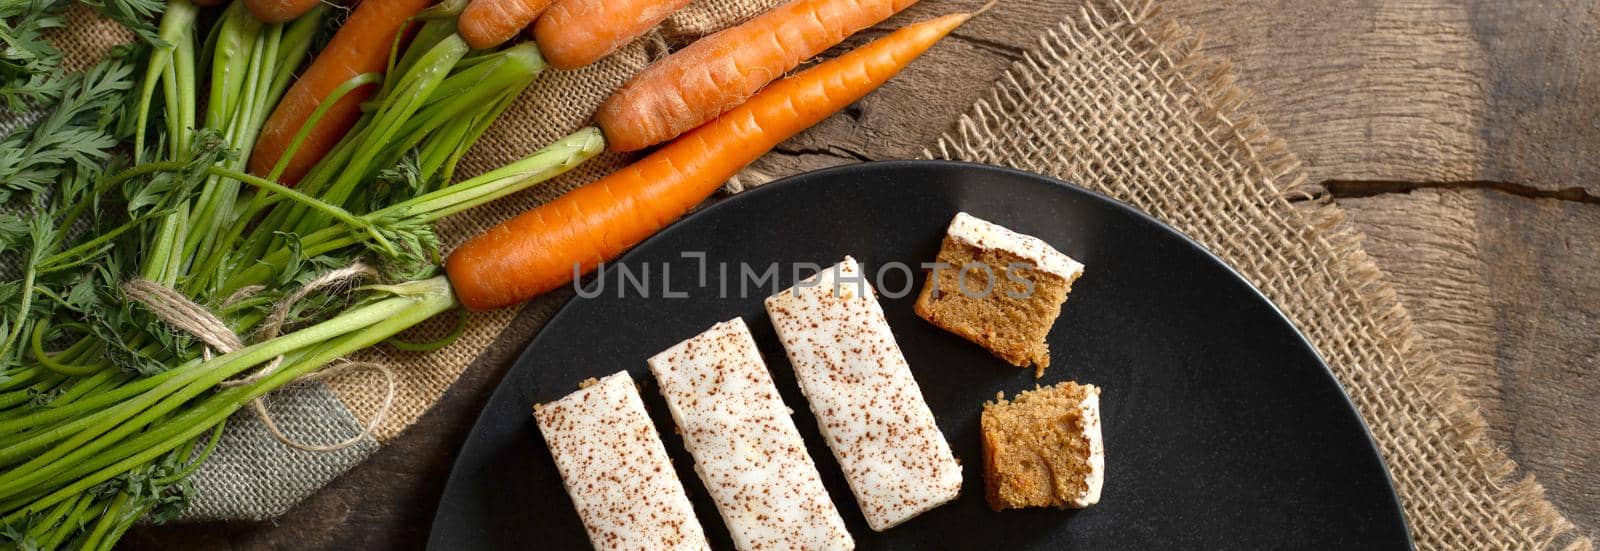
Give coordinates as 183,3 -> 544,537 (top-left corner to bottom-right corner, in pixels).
249,0 -> 432,184
243,0 -> 320,22
458,0 -> 554,50
595,0 -> 920,153
531,0 -> 693,70
447,12 -> 969,310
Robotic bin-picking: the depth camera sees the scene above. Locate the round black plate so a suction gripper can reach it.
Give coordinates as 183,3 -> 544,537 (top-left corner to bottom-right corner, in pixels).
428,161 -> 1410,549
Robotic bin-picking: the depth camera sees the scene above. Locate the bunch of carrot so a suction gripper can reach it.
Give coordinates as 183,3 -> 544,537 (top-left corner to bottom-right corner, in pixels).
0,0 -> 980,544
450,7 -> 978,308
229,0 -> 976,312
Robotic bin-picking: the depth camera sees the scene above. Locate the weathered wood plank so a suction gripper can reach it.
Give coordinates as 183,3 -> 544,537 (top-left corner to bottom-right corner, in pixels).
773,0 -> 1600,196
1162,0 -> 1600,194
1340,189 -> 1600,537
1475,191 -> 1600,534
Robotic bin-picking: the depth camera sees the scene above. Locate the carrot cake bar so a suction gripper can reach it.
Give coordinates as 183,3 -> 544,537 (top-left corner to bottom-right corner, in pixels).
980,381 -> 1104,510
764,257 -> 963,531
533,372 -> 710,550
648,318 -> 854,550
915,212 -> 1085,376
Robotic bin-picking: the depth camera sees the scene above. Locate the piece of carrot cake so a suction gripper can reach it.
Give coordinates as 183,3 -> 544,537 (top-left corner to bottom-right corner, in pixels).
914,212 -> 1085,377
648,318 -> 855,550
980,381 -> 1104,510
533,372 -> 710,550
764,257 -> 963,531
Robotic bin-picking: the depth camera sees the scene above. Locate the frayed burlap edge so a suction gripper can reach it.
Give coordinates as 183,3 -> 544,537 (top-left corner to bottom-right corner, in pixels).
927,0 -> 1592,549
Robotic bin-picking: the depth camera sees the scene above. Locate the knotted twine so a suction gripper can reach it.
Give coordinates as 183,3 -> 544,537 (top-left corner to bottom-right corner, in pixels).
121,263 -> 396,452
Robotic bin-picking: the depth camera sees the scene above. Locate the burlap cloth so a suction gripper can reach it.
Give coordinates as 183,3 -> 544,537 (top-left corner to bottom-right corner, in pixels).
33,0 -> 1592,548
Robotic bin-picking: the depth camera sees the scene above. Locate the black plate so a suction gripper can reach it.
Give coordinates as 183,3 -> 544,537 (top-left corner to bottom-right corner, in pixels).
428,161 -> 1411,549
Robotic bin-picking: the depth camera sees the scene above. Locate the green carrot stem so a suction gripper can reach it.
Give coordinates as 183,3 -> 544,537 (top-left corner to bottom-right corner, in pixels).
209,166 -> 367,232
415,106 -> 481,185
38,211 -> 160,272
0,364 -> 192,464
385,306 -> 467,352
432,82 -> 525,184
218,294 -> 278,315
280,115 -> 368,201
206,166 -> 398,255
30,323 -> 104,376
154,421 -> 225,485
0,263 -> 36,362
205,2 -> 258,133
39,370 -> 124,410
160,60 -> 182,154
39,493 -> 92,549
117,161 -> 387,261
380,127 -> 605,222
285,35 -> 469,235
0,285 -> 437,499
377,16 -> 458,100
0,366 -> 182,442
224,128 -> 601,294
134,0 -> 199,161
184,8 -> 324,292
160,212 -> 189,287
183,6 -> 262,266
140,211 -> 183,282
187,193 -> 279,295
372,44 -> 545,181
1,278 -> 456,521
76,491 -> 128,551
0,366 -> 41,392
223,233 -> 360,294
98,498 -> 152,551
22,492 -> 74,540
172,22 -> 198,156
100,158 -> 186,189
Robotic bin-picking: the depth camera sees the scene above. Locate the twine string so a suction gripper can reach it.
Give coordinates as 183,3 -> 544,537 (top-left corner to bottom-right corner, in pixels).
122,262 -> 392,452
223,263 -> 379,387
122,280 -> 245,355
247,360 -> 396,453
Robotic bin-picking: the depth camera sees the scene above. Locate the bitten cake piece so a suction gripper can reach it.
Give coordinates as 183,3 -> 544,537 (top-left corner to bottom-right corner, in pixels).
648,318 -> 854,550
915,212 -> 1084,376
533,372 -> 710,550
981,382 -> 1104,510
764,257 -> 963,531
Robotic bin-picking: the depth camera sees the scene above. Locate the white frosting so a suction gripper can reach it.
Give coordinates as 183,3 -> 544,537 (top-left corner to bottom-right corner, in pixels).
1073,386 -> 1105,507
764,257 -> 963,531
533,372 -> 710,550
648,318 -> 855,551
946,212 -> 1084,280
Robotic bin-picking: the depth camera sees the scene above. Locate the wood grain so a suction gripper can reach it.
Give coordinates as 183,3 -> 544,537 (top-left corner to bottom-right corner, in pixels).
126,0 -> 1600,546
1161,0 -> 1600,195
1339,190 -> 1600,537
1475,192 -> 1600,533
763,0 -> 1600,195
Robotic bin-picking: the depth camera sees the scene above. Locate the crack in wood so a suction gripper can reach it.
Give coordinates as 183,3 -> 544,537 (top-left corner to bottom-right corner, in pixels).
1322,180 -> 1600,205
947,32 -> 1027,60
771,145 -> 877,163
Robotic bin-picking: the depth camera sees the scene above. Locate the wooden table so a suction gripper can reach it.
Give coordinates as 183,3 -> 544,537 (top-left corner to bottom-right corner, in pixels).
129,0 -> 1599,547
